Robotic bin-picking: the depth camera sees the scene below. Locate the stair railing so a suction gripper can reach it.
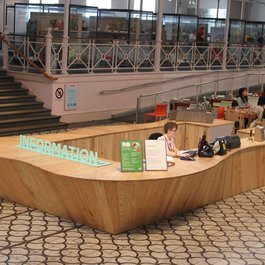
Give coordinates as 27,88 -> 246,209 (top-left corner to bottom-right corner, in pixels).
0,32 -> 57,81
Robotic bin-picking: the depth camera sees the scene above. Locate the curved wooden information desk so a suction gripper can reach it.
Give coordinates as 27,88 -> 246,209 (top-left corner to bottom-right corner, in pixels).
0,119 -> 264,234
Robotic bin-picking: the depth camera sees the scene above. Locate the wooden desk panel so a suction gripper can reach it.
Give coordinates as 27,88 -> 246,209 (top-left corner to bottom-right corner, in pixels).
185,119 -> 234,148
48,119 -> 233,159
237,128 -> 253,139
0,137 -> 264,233
0,119 -> 239,234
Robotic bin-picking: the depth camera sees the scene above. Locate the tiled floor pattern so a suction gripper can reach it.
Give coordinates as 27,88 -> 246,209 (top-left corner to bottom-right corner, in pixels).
1,187 -> 265,265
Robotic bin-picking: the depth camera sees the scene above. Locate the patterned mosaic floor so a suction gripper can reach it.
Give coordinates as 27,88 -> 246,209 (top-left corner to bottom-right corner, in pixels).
1,187 -> 265,265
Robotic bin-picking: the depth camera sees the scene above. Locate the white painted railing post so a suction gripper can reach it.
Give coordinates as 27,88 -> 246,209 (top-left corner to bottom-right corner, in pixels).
45,28 -> 52,75
62,37 -> 69,75
222,0 -> 231,70
2,26 -> 9,70
154,0 -> 164,72
62,0 -> 70,75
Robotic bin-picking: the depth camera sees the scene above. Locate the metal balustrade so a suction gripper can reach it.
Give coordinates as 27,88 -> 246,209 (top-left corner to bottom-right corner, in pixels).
135,71 -> 265,123
2,32 -> 265,75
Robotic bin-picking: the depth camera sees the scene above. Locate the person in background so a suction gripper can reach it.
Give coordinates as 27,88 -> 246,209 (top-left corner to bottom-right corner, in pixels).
257,87 -> 265,118
161,25 -> 167,43
158,122 -> 189,158
197,26 -> 205,44
236,87 -> 250,108
231,100 -> 239,109
235,87 -> 263,127
189,29 -> 197,44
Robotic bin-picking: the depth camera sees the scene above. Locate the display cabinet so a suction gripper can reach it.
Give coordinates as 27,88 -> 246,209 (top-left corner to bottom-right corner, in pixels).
9,2 -> 265,47
229,20 -> 245,44
14,3 -> 44,35
163,14 -> 179,43
94,9 -> 129,41
244,21 -> 263,45
179,15 -> 197,43
14,3 -> 95,41
5,6 -> 15,34
129,10 -> 154,41
198,18 -> 225,43
70,5 -> 98,40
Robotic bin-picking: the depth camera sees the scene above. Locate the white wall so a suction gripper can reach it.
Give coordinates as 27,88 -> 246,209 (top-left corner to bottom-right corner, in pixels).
11,68 -> 264,123
245,2 -> 265,22
230,1 -> 242,19
111,0 -> 130,9
163,0 -> 177,14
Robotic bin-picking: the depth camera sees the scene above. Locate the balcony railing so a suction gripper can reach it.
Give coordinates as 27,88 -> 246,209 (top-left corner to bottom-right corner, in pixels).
2,30 -> 265,75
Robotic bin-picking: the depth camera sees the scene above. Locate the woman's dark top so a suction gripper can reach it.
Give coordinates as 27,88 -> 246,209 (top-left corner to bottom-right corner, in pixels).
257,96 -> 265,106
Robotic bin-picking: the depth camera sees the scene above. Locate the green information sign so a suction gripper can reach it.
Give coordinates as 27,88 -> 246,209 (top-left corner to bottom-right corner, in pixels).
120,140 -> 143,172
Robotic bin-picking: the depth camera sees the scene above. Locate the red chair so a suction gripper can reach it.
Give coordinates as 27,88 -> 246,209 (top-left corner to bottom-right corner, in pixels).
144,103 -> 168,123
217,106 -> 225,119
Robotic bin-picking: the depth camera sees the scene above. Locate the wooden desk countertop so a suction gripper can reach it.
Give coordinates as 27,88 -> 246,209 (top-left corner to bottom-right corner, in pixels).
0,119 -> 246,234
0,125 -> 257,182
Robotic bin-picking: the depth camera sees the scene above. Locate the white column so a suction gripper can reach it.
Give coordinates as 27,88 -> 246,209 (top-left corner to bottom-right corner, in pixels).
140,0 -> 143,11
62,0 -> 70,75
216,0 -> 220,19
222,0 -> 231,70
240,0 -> 245,19
154,0 -> 164,72
195,0 -> 200,16
45,28 -> 52,75
175,0 -> 179,14
0,0 -> 5,34
2,25 -> 9,70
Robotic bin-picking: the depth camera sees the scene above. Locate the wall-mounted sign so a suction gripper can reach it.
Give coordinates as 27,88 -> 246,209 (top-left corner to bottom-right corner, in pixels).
120,140 -> 143,172
55,87 -> 64,100
65,84 -> 78,110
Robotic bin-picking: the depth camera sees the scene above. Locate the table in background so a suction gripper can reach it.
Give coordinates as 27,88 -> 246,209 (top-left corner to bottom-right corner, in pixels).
236,110 -> 257,127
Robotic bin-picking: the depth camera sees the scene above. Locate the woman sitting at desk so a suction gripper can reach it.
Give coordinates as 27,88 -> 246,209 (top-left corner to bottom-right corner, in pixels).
257,87 -> 265,119
158,122 -> 189,158
235,87 -> 263,127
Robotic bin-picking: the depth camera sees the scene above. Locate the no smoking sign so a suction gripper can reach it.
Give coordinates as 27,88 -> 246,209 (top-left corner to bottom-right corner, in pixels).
55,88 -> 64,100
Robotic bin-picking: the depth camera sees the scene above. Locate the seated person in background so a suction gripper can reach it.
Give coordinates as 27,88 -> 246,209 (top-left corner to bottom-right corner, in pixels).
158,122 -> 189,158
231,100 -> 239,109
236,87 -> 250,108
235,87 -> 263,127
257,87 -> 265,119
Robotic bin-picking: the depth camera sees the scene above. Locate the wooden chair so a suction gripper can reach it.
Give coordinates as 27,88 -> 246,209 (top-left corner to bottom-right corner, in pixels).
217,106 -> 225,119
148,132 -> 163,140
144,103 -> 168,123
225,108 -> 245,133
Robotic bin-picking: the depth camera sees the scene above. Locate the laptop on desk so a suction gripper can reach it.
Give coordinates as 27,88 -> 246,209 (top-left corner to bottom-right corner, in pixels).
181,149 -> 197,157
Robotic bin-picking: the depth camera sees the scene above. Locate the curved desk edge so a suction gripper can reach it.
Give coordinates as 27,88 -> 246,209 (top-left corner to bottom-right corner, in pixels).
0,138 -> 264,234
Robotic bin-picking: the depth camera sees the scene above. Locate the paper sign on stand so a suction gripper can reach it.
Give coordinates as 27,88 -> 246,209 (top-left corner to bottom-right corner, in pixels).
145,140 -> 168,171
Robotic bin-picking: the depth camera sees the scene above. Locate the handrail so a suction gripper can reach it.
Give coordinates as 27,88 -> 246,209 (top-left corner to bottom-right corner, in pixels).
137,73 -> 250,99
99,72 -> 204,95
0,33 -> 57,81
135,70 -> 265,123
100,66 -> 265,95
